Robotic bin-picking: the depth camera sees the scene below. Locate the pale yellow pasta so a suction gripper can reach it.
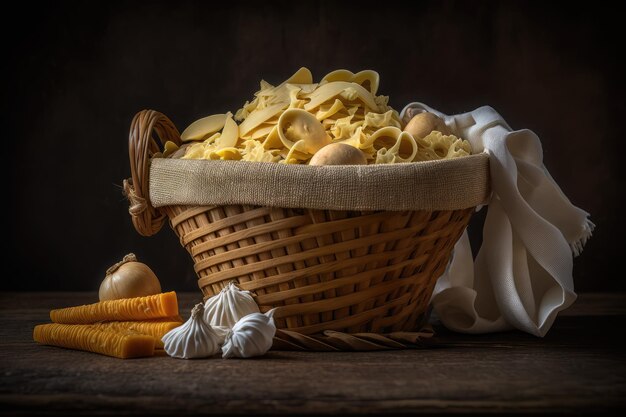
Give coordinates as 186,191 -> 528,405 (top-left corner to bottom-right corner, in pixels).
182,141 -> 208,159
331,115 -> 363,141
176,67 -> 471,164
364,110 -> 401,130
315,99 -> 346,120
218,115 -> 239,149
261,126 -> 283,149
321,69 -> 380,95
241,140 -> 281,162
303,82 -> 379,111
180,114 -> 228,142
158,141 -> 179,158
208,147 -> 241,161
241,124 -> 275,141
413,131 -> 472,162
276,66 -> 314,86
371,129 -> 418,164
239,103 -> 287,137
280,140 -> 311,164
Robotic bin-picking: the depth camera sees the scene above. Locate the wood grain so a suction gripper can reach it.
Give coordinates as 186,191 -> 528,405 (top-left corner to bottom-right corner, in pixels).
1,292 -> 624,415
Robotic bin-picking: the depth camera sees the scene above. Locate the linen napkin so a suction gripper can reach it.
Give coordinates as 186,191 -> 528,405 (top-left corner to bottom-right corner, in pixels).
400,103 -> 594,337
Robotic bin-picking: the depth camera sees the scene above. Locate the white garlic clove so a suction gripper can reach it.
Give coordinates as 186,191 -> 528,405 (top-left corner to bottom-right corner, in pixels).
278,108 -> 331,154
162,303 -> 221,359
212,325 -> 230,345
204,282 -> 260,328
222,311 -> 276,359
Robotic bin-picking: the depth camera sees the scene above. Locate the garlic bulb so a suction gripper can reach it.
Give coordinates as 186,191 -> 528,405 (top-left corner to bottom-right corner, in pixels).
212,325 -> 230,345
222,312 -> 276,359
99,253 -> 161,301
204,282 -> 260,328
162,303 -> 221,359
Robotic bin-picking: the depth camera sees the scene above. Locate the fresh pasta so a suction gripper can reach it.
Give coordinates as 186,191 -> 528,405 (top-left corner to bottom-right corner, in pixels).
171,68 -> 472,165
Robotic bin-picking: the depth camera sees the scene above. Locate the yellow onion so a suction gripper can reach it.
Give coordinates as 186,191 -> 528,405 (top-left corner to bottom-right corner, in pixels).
99,253 -> 162,301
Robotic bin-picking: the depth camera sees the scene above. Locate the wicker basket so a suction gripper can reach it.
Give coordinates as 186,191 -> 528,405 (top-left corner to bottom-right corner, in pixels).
124,110 -> 487,338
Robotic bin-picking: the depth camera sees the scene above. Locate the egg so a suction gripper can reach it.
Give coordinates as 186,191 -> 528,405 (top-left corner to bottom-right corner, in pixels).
309,143 -> 368,166
403,112 -> 451,139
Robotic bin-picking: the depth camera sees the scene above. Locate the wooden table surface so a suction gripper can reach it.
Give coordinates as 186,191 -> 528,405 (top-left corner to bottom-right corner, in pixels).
1,292 -> 624,416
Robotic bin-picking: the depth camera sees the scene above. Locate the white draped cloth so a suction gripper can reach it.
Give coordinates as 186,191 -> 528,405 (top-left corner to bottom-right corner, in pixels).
400,103 -> 594,337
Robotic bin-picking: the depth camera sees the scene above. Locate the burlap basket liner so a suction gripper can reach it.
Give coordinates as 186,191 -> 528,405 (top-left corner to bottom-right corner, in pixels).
149,153 -> 490,211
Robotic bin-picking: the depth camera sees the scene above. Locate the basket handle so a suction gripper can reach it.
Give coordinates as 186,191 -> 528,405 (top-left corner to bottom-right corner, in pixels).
124,110 -> 182,236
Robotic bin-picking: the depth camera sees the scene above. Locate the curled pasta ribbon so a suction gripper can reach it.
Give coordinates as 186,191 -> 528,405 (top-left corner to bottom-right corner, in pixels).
321,69 -> 380,95
315,99 -> 346,121
280,139 -> 310,164
304,82 -> 379,112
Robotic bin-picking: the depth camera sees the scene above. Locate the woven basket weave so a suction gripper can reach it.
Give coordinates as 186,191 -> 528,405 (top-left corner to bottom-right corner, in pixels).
124,110 -> 487,340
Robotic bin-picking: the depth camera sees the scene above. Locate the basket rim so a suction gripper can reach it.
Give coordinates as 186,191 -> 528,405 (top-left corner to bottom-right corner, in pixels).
148,152 -> 490,212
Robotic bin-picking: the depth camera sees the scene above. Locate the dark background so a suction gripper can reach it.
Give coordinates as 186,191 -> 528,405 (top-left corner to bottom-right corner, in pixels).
5,1 -> 623,292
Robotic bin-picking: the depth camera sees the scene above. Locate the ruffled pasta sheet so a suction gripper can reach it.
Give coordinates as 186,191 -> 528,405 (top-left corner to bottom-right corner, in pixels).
176,67 -> 471,164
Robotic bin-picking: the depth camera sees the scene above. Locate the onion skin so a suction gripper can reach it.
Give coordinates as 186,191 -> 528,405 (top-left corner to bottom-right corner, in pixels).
99,254 -> 162,301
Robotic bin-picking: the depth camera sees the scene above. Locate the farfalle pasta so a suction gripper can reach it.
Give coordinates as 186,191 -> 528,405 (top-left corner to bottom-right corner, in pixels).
169,68 -> 471,164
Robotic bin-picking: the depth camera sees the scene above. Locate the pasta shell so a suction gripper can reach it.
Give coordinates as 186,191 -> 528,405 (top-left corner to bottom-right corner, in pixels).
278,108 -> 331,154
181,114 -> 228,142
